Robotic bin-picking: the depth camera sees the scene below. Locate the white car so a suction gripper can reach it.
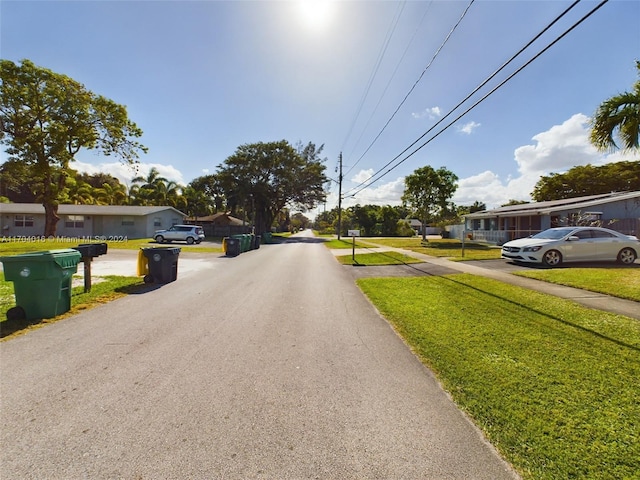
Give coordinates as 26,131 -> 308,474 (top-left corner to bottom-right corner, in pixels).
154,225 -> 205,244
501,226 -> 639,267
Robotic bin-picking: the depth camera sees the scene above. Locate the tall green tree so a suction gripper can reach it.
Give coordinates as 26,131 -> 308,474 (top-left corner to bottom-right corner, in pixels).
0,158 -> 38,202
402,165 -> 458,241
532,161 -> 640,201
131,167 -> 168,205
189,174 -> 224,212
216,140 -> 327,234
94,181 -> 128,205
0,59 -> 146,235
590,61 -> 640,152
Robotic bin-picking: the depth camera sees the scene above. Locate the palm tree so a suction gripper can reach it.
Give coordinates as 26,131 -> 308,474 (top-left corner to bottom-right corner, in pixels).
131,167 -> 168,206
94,182 -> 128,205
590,61 -> 640,152
64,177 -> 96,205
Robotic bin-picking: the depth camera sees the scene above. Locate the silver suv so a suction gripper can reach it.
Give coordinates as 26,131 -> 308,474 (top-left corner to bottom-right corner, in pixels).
154,225 -> 205,244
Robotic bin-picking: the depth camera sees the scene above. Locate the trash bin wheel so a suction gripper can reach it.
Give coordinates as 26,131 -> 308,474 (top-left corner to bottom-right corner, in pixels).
7,306 -> 26,321
143,274 -> 154,284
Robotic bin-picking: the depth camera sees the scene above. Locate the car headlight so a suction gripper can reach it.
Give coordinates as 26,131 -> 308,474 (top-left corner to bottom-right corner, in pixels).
522,246 -> 542,252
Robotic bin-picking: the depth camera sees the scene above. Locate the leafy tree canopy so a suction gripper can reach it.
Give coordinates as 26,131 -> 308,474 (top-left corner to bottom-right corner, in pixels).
401,165 -> 458,241
531,161 -> 640,201
0,59 -> 146,235
216,140 -> 327,234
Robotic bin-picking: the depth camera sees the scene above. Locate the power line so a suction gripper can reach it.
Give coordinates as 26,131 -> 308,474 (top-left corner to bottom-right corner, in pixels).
344,0 -> 434,172
346,0 -> 475,177
345,0 -> 606,198
340,1 -> 406,153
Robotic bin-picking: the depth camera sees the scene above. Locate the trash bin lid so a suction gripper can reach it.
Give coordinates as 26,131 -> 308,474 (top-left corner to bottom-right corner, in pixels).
0,249 -> 82,269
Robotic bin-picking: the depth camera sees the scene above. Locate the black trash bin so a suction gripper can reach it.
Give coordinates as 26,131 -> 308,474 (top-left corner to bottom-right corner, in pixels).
225,237 -> 241,257
141,247 -> 181,283
254,235 -> 261,249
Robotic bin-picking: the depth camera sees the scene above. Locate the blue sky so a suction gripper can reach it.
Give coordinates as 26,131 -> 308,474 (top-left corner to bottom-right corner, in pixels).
1,0 -> 639,216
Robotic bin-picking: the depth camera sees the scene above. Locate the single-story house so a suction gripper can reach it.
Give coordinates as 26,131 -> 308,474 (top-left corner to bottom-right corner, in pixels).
463,191 -> 640,245
0,204 -> 186,240
185,212 -> 251,237
408,219 -> 440,236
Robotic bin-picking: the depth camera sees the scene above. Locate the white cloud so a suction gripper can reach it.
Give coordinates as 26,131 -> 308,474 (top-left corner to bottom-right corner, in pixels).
458,121 -> 481,135
351,168 -> 374,184
73,160 -> 186,186
514,113 -> 601,175
411,106 -> 441,120
344,113 -> 637,212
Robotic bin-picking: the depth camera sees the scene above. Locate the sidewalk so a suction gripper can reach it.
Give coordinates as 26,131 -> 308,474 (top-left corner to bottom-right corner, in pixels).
336,245 -> 640,321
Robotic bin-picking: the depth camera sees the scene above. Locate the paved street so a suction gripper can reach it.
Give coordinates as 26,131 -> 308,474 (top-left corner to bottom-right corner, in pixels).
1,231 -> 518,479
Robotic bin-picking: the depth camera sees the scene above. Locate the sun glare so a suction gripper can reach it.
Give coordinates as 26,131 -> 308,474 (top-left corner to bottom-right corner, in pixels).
297,0 -> 334,31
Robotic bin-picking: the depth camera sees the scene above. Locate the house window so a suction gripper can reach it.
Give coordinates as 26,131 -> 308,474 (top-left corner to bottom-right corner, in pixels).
65,215 -> 85,228
122,216 -> 134,226
153,217 -> 162,227
14,215 -> 34,227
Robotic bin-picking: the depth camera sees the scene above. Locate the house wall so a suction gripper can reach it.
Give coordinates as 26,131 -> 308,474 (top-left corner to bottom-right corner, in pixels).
2,209 -> 184,240
1,213 -> 46,238
465,196 -> 640,244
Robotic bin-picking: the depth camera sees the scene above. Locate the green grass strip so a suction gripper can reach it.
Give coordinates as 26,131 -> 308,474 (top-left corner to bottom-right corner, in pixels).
515,268 -> 640,302
357,273 -> 640,480
1,275 -> 142,339
364,237 -> 502,261
335,251 -> 424,266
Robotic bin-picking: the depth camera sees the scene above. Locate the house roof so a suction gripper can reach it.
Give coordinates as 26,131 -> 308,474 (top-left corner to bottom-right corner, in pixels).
464,191 -> 640,219
188,212 -> 245,226
0,203 -> 187,217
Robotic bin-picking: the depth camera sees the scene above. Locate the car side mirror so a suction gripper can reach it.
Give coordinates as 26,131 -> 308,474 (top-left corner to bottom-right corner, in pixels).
567,235 -> 580,241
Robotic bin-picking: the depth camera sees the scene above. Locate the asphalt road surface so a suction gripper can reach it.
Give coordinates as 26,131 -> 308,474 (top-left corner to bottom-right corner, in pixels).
1,231 -> 518,479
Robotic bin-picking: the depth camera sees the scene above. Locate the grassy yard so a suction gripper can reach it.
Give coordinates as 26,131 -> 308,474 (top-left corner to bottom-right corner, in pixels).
335,250 -> 424,266
0,237 -> 223,255
323,238 -> 368,249
515,267 -> 640,302
353,237 -> 503,261
357,273 -> 639,480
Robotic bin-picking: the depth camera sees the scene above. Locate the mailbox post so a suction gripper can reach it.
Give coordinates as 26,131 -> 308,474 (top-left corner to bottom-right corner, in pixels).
348,229 -> 360,264
72,243 -> 108,292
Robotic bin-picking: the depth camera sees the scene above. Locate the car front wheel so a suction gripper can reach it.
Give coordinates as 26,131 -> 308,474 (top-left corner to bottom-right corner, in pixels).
617,247 -> 637,265
542,249 -> 562,267
155,235 -> 164,243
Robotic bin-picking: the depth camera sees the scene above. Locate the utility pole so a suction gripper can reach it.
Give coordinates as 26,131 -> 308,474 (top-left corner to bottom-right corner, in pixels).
337,152 -> 343,240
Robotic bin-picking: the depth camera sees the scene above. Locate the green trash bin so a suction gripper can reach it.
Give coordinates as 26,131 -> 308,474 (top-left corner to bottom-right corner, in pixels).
0,249 -> 82,321
231,234 -> 248,253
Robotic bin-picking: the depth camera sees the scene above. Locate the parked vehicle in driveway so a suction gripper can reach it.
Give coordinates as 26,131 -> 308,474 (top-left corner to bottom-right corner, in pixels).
501,226 -> 639,267
154,225 -> 205,244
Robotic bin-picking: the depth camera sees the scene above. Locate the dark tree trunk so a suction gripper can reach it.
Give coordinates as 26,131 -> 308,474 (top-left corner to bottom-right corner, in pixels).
43,201 -> 60,237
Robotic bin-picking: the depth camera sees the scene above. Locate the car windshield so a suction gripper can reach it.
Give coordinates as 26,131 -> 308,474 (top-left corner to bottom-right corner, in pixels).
531,228 -> 575,240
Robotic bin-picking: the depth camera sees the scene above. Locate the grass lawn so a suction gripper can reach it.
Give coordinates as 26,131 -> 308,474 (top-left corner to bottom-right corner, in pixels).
0,273 -> 143,339
357,273 -> 640,480
335,250 -> 424,266
0,237 -> 222,254
359,237 -> 503,261
515,267 -> 640,302
323,238 -> 368,249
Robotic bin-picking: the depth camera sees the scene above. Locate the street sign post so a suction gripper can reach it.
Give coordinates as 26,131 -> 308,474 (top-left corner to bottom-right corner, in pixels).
348,230 -> 360,264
